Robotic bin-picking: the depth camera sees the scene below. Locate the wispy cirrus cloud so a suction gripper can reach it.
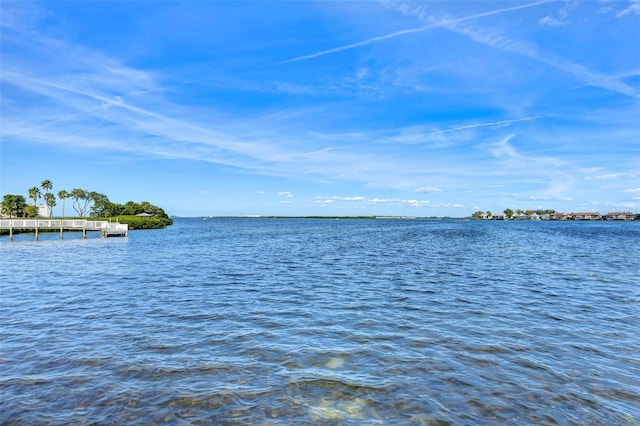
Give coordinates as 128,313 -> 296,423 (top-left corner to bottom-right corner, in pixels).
281,0 -> 552,64
418,11 -> 639,100
282,0 -> 637,102
539,1 -> 577,25
1,28 -> 345,179
433,116 -> 541,140
3,14 -> 436,190
472,133 -> 582,202
539,15 -> 565,26
585,173 -> 627,181
478,134 -> 519,159
616,0 -> 640,17
381,116 -> 547,148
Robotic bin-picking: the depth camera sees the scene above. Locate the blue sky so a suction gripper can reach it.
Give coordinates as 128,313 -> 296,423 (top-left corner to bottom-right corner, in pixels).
1,0 -> 639,217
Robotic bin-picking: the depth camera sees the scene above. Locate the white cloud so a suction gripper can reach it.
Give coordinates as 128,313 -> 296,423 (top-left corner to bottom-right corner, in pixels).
557,2 -> 577,19
356,68 -> 369,80
312,196 -> 365,204
586,173 -> 621,180
415,186 -> 442,193
539,16 -> 565,26
624,188 -> 640,192
616,0 -> 640,17
278,191 -> 293,197
479,134 -> 519,158
369,198 -> 464,208
332,196 -> 365,201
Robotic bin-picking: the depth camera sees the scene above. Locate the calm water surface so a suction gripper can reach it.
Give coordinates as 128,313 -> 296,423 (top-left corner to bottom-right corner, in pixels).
1,218 -> 639,424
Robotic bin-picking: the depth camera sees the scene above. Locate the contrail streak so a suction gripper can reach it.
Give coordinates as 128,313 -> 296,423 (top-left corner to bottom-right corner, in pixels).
280,26 -> 427,64
426,116 -> 547,136
281,0 -> 553,64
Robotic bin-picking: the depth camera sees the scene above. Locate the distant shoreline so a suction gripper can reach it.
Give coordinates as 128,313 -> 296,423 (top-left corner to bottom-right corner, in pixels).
181,216 -> 450,220
175,215 -> 640,221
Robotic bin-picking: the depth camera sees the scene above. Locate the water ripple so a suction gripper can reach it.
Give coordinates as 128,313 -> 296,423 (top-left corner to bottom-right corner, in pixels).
1,219 -> 639,424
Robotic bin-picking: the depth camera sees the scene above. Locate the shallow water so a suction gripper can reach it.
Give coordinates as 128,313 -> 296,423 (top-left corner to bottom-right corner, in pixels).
1,218 -> 639,424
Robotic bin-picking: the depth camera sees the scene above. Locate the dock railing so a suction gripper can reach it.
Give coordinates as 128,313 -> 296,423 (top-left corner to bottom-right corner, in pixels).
0,219 -> 128,240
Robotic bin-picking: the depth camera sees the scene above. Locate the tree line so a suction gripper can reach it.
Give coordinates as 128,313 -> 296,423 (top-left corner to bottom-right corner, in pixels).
1,179 -> 170,220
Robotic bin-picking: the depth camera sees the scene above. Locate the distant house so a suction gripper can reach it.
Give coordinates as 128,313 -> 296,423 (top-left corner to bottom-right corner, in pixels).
573,212 -> 601,221
549,212 -> 570,220
37,203 -> 51,218
515,213 -> 540,220
493,212 -> 507,220
135,212 -> 154,217
606,211 -> 634,221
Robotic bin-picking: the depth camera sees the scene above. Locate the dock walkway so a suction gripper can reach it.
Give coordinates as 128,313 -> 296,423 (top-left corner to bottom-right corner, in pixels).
0,219 -> 128,240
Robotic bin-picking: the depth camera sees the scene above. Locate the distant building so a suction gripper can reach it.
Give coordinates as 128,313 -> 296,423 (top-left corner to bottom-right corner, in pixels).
37,203 -> 51,218
573,212 -> 601,221
606,212 -> 634,221
471,209 -> 638,221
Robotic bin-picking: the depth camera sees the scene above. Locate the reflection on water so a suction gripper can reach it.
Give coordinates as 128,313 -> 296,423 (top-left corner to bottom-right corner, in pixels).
1,219 -> 639,424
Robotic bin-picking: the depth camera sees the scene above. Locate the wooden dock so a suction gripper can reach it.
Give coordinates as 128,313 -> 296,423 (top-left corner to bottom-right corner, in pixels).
0,219 -> 128,240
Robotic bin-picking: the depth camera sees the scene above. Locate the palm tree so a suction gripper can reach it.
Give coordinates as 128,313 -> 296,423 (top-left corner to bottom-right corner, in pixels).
41,179 -> 53,193
41,180 -> 53,217
58,190 -> 70,218
28,186 -> 42,211
44,193 -> 57,218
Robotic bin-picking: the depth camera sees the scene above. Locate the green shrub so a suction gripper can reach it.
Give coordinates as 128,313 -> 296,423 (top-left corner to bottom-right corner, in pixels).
111,215 -> 173,229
